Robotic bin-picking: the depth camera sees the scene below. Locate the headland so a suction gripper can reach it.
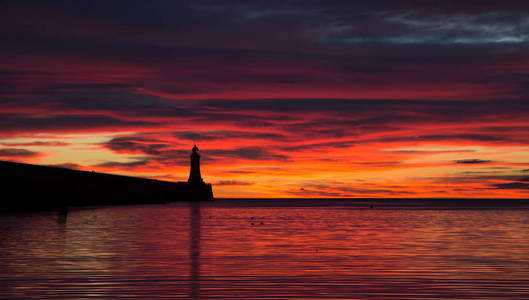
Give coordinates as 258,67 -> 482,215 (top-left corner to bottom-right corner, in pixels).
0,145 -> 214,212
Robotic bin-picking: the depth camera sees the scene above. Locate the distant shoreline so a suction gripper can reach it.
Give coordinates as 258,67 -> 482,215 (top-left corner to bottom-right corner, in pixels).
174,198 -> 529,209
214,197 -> 529,200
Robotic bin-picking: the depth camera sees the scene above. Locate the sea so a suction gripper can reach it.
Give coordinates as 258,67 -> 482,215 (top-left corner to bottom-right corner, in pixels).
1,198 -> 529,299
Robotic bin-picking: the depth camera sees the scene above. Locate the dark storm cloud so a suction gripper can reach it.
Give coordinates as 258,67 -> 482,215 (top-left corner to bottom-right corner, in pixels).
102,138 -> 190,167
455,159 -> 492,164
174,131 -> 286,141
492,182 -> 529,190
3,93 -> 529,145
105,137 -> 169,156
208,147 -> 290,161
435,175 -> 522,184
2,0 -> 528,90
2,1 -> 528,60
2,0 -> 529,134
0,113 -> 154,133
199,98 -> 529,118
103,136 -> 289,167
215,180 -> 254,186
195,1 -> 528,49
5,90 -> 529,127
98,159 -> 152,169
283,140 -> 356,151
38,88 -> 181,114
386,149 -> 474,154
417,135 -> 508,142
0,141 -> 69,147
0,148 -> 40,157
190,99 -> 529,142
226,170 -> 254,174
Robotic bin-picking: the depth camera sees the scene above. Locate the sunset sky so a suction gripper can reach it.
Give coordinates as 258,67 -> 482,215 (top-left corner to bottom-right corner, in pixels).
1,1 -> 529,197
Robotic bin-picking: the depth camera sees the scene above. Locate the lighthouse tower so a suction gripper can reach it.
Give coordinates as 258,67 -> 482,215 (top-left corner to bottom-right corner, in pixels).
188,144 -> 204,184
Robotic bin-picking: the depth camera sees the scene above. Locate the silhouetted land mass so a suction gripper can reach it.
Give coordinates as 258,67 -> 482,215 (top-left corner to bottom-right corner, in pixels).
207,198 -> 529,208
0,160 -> 213,212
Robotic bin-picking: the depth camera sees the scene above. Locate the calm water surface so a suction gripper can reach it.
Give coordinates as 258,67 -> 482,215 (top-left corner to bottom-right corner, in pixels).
1,199 -> 529,299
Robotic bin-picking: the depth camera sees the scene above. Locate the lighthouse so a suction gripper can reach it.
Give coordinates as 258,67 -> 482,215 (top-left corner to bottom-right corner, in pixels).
188,144 -> 204,184
185,144 -> 214,200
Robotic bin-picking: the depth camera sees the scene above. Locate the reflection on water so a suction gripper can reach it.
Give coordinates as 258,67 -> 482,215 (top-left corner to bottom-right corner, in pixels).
1,200 -> 529,299
190,202 -> 201,299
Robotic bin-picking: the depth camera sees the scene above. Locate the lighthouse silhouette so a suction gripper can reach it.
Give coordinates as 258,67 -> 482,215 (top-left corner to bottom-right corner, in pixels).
188,144 -> 204,184
185,144 -> 214,200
